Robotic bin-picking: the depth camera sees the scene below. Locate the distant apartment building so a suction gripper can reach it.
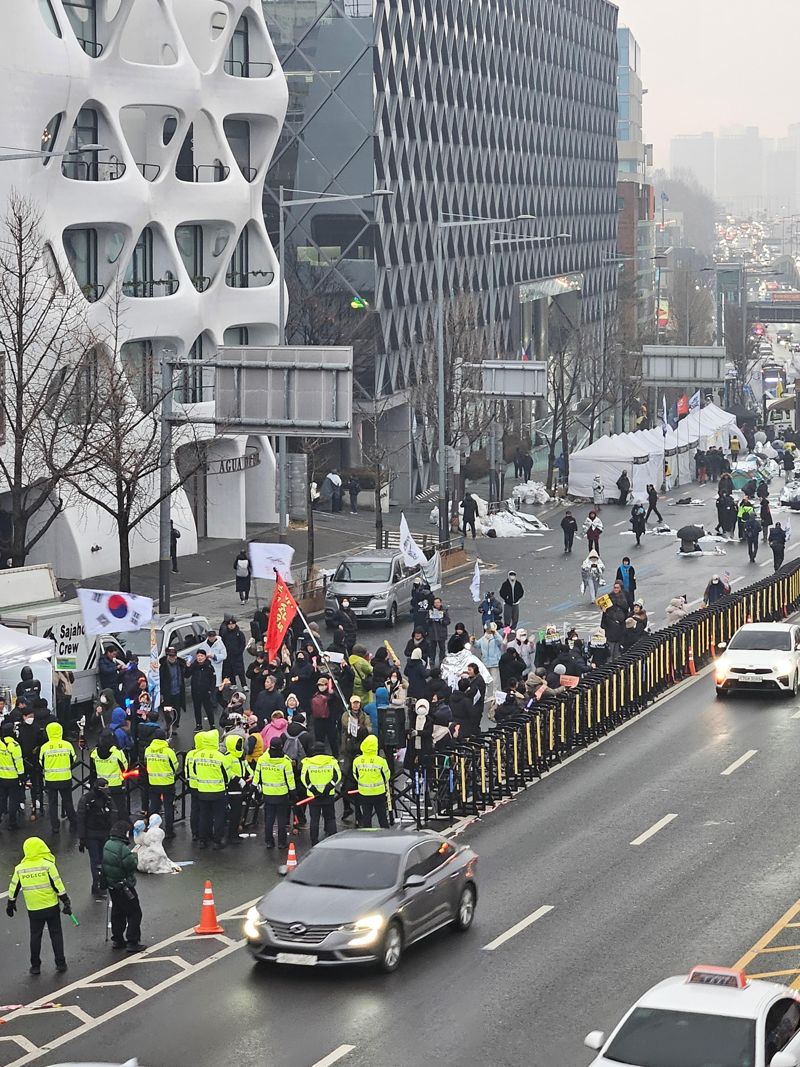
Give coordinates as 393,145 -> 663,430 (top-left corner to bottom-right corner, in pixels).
670,133 -> 715,195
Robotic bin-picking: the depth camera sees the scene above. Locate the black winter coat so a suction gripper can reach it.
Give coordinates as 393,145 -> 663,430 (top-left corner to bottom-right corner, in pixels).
186,658 -> 217,697
221,626 -> 246,667
76,788 -> 115,841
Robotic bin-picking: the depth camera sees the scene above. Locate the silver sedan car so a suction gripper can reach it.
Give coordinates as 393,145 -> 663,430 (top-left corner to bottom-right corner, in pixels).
244,828 -> 478,972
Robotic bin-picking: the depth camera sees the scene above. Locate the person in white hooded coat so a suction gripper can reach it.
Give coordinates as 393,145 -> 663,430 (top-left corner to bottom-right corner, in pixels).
132,814 -> 178,874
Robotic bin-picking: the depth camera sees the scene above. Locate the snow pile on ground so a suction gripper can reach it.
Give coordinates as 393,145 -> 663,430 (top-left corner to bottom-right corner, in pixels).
512,481 -> 551,506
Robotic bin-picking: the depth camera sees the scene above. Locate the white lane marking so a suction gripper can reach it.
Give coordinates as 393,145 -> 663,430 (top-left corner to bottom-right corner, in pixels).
760,558 -> 773,567
310,1046 -> 357,1067
730,575 -> 746,586
791,708 -> 800,719
482,904 -> 554,951
614,519 -> 627,527
630,813 -> 678,846
536,545 -> 551,552
446,575 -> 468,585
721,749 -> 758,776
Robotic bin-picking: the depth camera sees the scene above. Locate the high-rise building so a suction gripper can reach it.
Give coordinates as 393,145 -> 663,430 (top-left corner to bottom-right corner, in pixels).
263,0 -> 620,499
716,127 -> 764,216
0,0 -> 287,578
616,27 -> 655,345
670,133 -> 715,195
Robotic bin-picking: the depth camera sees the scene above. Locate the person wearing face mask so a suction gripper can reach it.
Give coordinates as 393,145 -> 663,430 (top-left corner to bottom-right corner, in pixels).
0,721 -> 24,830
703,573 -> 730,606
339,696 -> 371,823
76,778 -> 115,900
330,598 -> 358,653
17,710 -> 47,821
498,571 -> 524,629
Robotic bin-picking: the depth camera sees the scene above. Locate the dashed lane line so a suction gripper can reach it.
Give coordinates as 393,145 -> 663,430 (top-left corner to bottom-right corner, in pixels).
310,1046 -> 357,1067
721,749 -> 758,776
630,813 -> 678,846
483,905 -> 554,951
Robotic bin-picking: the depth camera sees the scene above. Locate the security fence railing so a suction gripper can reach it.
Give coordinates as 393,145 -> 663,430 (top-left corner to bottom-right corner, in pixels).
392,560 -> 800,830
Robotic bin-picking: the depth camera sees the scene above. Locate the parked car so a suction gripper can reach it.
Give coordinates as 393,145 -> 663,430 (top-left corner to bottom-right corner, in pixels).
324,549 -> 419,628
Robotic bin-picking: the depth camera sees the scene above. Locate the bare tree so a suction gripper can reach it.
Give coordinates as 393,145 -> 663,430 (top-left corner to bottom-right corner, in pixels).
63,291 -> 205,590
413,294 -> 497,511
297,435 -> 333,581
0,193 -> 103,565
669,269 -> 714,346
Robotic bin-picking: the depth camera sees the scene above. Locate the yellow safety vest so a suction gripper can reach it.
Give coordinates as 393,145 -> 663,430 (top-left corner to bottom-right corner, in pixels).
352,754 -> 390,796
300,754 -> 342,796
194,752 -> 227,793
90,746 -> 128,788
253,755 -> 295,798
39,739 -> 76,783
9,858 -> 65,911
145,745 -> 178,787
0,738 -> 23,780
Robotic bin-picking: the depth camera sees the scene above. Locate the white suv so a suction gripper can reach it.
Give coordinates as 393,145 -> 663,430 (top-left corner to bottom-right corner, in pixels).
715,622 -> 800,698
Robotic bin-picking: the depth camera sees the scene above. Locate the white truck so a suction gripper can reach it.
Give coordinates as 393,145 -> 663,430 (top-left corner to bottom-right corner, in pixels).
0,564 -> 210,714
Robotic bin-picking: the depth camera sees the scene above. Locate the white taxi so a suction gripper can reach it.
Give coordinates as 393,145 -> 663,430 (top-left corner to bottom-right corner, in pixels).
584,966 -> 800,1067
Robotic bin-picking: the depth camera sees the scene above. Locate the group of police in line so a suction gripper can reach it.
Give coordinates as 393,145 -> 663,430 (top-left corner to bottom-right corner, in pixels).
0,700 -> 391,974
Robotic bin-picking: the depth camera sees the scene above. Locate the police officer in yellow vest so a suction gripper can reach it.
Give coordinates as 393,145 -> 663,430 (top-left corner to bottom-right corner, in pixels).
193,730 -> 228,850
300,742 -> 342,845
184,731 -> 204,842
0,722 -> 25,829
221,735 -> 250,844
253,738 -> 295,850
89,729 -> 128,820
352,734 -> 391,828
38,722 -> 77,834
144,733 -> 179,840
7,836 -> 71,974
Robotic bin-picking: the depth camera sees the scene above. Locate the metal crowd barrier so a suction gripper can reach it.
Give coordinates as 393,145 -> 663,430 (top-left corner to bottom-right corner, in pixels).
394,560 -> 800,829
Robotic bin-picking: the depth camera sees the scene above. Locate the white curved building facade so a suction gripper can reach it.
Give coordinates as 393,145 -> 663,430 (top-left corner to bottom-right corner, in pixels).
0,0 -> 287,579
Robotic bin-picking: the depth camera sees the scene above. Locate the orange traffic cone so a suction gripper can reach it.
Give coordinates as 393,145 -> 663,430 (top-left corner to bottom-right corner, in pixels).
194,879 -> 224,936
687,646 -> 697,676
286,842 -> 298,873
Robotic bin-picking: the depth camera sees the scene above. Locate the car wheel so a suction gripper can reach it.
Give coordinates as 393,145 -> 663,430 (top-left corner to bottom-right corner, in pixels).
790,673 -> 798,699
715,687 -> 727,700
454,883 -> 476,932
379,921 -> 403,973
388,603 -> 398,628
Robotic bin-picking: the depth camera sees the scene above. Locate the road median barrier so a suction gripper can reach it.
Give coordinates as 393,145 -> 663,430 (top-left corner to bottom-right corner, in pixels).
393,559 -> 800,829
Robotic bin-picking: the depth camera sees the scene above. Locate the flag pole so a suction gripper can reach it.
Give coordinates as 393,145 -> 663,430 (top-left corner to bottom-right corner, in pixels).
272,569 -> 350,712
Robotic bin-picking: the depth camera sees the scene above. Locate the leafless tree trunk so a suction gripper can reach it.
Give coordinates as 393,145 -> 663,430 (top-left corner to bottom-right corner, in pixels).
0,193 -> 104,565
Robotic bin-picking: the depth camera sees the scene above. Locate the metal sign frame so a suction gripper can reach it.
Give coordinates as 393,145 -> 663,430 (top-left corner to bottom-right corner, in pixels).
641,345 -> 725,388
214,345 -> 353,437
464,360 -> 547,398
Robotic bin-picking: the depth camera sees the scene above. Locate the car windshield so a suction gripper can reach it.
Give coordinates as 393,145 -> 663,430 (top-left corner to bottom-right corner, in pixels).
289,848 -> 400,890
333,562 -> 392,583
604,1007 -> 755,1067
113,629 -> 164,656
728,629 -> 792,651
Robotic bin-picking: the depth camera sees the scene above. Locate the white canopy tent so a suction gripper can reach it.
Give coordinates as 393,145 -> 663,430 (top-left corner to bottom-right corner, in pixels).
0,624 -> 54,707
568,434 -> 652,501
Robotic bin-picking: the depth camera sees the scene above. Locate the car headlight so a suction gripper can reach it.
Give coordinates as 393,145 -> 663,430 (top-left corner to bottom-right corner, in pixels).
243,906 -> 263,940
715,660 -> 729,682
372,591 -> 389,601
346,913 -> 385,947
776,658 -> 794,676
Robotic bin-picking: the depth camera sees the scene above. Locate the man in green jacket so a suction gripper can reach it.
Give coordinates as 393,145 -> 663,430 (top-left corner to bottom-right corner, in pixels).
101,821 -> 143,953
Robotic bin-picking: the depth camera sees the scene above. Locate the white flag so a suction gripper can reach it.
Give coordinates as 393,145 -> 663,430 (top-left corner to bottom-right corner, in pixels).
421,550 -> 442,591
399,513 -> 427,569
248,542 -> 295,582
689,390 -> 701,411
469,561 -> 481,603
77,589 -> 153,636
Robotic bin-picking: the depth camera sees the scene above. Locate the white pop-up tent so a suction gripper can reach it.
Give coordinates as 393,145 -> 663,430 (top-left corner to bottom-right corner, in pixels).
568,433 -> 652,501
0,624 -> 54,707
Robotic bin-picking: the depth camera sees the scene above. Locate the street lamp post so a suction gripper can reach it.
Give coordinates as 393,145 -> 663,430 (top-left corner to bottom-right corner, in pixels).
276,186 -> 393,540
434,212 -> 536,545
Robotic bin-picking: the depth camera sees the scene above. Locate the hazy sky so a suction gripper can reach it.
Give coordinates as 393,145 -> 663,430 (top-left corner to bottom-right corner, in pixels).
613,0 -> 798,167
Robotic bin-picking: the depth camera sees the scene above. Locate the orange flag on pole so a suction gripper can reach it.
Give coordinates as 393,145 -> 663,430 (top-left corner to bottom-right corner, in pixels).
265,574 -> 298,660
